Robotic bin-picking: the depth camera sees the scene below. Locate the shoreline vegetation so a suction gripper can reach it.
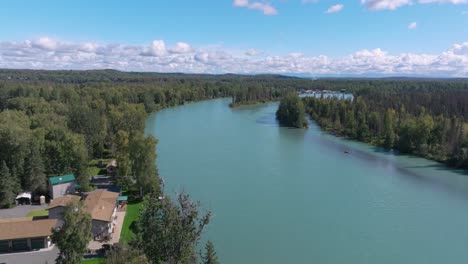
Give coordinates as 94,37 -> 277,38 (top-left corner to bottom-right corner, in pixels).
276,93 -> 308,128
302,87 -> 468,169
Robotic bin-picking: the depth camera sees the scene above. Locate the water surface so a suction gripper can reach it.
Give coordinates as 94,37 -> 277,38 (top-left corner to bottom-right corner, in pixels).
145,98 -> 468,264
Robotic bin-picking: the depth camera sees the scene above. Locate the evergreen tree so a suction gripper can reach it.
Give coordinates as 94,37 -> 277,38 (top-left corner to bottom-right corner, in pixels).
0,161 -> 16,208
201,240 -> 219,264
23,141 -> 47,194
383,109 -> 396,149
276,94 -> 307,128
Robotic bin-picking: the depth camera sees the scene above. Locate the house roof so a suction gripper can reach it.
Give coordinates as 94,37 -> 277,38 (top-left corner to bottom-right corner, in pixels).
83,190 -> 118,222
0,217 -> 57,240
49,174 -> 76,185
46,195 -> 81,210
106,160 -> 117,168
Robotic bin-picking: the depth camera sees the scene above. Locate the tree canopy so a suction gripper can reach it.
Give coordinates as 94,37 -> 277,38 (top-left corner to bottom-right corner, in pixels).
51,200 -> 93,264
276,93 -> 307,128
136,192 -> 211,264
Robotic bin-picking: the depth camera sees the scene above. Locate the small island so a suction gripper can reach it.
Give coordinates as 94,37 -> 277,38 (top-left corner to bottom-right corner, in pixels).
276,93 -> 308,128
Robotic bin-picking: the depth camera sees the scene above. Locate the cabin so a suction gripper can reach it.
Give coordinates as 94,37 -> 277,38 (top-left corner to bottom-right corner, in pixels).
106,160 -> 117,176
0,217 -> 57,253
48,174 -> 76,199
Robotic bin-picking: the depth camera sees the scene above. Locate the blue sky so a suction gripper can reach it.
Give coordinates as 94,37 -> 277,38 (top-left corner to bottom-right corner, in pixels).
0,0 -> 467,76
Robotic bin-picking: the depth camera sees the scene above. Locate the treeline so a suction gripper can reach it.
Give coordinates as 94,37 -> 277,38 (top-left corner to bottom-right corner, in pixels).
0,69 -> 326,208
307,78 -> 468,93
304,87 -> 468,169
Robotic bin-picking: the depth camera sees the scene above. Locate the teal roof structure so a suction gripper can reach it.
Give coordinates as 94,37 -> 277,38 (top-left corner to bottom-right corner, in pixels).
49,174 -> 76,185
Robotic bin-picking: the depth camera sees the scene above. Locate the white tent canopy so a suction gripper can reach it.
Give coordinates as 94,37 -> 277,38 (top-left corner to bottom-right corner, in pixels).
16,192 -> 32,200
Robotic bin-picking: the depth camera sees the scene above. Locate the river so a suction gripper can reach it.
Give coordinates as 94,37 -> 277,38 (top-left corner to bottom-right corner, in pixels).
145,98 -> 468,264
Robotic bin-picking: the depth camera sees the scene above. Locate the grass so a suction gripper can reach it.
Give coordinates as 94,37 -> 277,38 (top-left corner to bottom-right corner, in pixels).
26,209 -> 49,217
119,200 -> 143,245
88,158 -> 110,176
81,258 -> 105,264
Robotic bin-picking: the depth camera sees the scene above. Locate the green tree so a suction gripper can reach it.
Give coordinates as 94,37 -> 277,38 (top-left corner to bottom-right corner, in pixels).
129,134 -> 161,195
114,130 -> 131,187
51,200 -> 92,264
23,141 -> 47,194
201,241 -> 219,264
0,161 -> 16,208
383,109 -> 396,149
276,94 -> 307,128
137,192 -> 211,264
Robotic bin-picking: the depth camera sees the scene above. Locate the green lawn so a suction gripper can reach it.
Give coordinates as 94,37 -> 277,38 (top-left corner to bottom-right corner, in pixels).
26,209 -> 49,217
119,201 -> 143,245
87,158 -> 110,176
81,258 -> 105,264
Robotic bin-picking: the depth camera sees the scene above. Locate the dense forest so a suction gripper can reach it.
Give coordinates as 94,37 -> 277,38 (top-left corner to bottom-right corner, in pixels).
0,69 -> 326,208
276,94 -> 307,128
304,86 -> 468,169
0,69 -> 467,262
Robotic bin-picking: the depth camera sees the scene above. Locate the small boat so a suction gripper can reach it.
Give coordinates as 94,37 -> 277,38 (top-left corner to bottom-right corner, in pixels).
344,150 -> 350,154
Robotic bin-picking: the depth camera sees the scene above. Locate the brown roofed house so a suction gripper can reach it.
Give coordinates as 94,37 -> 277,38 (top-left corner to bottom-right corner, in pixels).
44,189 -> 119,240
46,195 -> 81,221
0,217 -> 57,253
83,190 -> 119,239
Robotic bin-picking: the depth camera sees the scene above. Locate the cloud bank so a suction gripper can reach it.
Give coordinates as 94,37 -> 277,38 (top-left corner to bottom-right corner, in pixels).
361,0 -> 468,10
0,37 -> 467,77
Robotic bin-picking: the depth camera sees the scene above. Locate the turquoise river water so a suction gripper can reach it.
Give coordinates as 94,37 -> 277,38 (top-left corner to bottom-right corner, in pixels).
145,98 -> 468,264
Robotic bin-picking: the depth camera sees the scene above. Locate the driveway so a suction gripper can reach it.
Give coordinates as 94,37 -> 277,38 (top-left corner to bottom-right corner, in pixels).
0,247 -> 59,264
0,204 -> 48,218
88,211 -> 126,250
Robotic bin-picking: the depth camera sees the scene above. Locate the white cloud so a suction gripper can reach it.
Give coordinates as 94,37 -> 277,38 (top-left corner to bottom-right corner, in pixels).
418,0 -> 468,3
169,42 -> 193,54
233,0 -> 278,15
0,37 -> 467,77
140,40 -> 167,56
408,21 -> 417,29
361,0 -> 413,10
361,0 -> 468,10
32,37 -> 59,51
325,4 -> 344,13
245,49 -> 263,56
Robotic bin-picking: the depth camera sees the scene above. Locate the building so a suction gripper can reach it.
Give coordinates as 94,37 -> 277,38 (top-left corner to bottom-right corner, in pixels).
83,190 -> 119,239
15,192 -> 31,205
47,190 -> 119,240
0,217 -> 57,253
48,174 -> 76,199
106,160 -> 117,176
46,195 -> 81,221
